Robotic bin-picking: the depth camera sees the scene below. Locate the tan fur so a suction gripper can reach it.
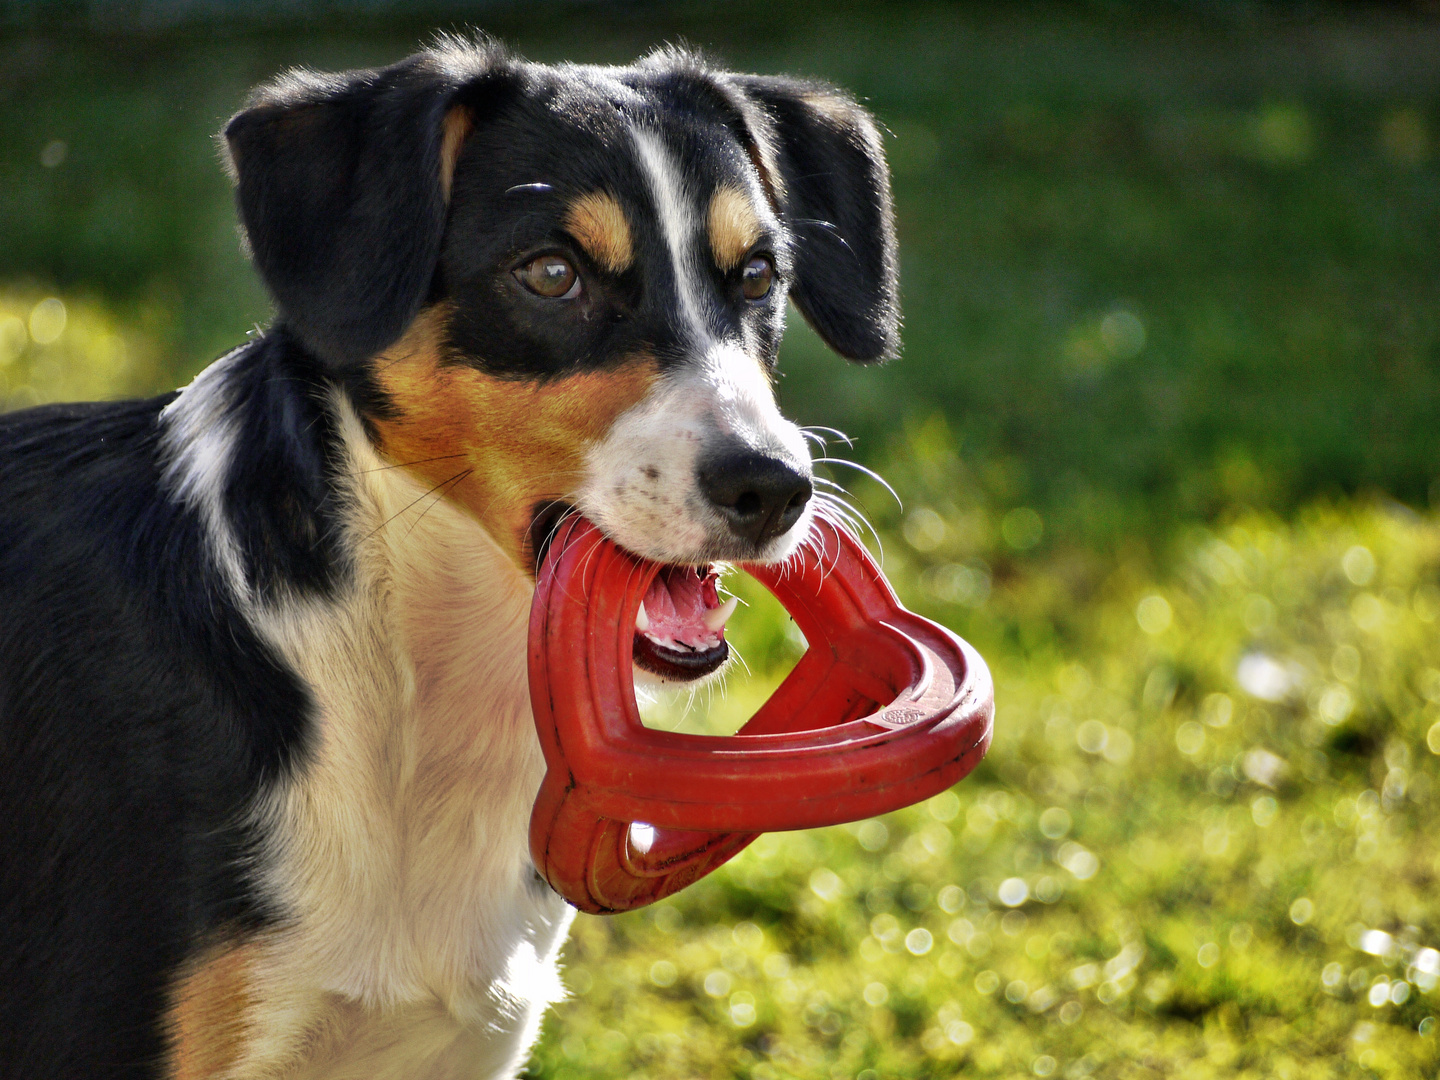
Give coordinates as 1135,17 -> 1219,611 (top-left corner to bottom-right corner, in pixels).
707,186 -> 761,271
563,191 -> 634,274
369,305 -> 659,566
166,938 -> 259,1080
439,107 -> 473,200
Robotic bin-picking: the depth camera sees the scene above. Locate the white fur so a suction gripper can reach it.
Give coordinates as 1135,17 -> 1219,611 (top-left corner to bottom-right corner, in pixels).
159,345 -> 252,601
165,385 -> 572,1079
578,340 -> 813,566
632,126 -> 711,345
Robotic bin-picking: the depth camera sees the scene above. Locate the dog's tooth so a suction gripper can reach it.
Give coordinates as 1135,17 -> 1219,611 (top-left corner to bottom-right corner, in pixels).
701,596 -> 739,633
635,603 -> 651,633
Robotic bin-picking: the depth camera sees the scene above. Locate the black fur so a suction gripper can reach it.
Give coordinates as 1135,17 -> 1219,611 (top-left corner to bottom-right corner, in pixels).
726,73 -> 901,362
0,338 -> 332,1076
217,330 -> 352,600
224,45 -> 500,371
0,38 -> 897,1078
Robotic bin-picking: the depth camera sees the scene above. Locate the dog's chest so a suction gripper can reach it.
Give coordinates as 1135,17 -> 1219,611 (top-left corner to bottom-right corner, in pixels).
225,465 -> 574,1075
277,979 -> 550,1080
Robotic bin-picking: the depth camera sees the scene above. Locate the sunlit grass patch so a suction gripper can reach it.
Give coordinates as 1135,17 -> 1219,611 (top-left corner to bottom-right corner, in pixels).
0,285 -> 163,410
529,500 -> 1440,1079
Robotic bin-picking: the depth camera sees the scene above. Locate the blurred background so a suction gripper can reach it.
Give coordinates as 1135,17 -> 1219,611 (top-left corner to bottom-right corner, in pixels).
4,1 -> 1440,1076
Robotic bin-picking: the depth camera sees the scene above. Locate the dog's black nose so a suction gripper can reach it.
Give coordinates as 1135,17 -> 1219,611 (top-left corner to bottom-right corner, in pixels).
698,450 -> 812,546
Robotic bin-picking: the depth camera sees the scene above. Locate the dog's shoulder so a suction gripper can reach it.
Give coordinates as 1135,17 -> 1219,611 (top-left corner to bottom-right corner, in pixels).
0,394 -> 169,512
0,357 -> 327,1077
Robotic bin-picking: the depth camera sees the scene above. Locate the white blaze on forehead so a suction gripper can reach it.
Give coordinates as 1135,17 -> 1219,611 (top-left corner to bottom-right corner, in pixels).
630,126 -> 711,344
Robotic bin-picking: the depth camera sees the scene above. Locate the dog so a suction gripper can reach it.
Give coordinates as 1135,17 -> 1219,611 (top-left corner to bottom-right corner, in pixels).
0,36 -> 897,1079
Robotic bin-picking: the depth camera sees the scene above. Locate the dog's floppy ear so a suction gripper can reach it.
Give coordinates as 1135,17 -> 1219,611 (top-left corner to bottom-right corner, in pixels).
223,47 -> 504,368
724,75 -> 900,363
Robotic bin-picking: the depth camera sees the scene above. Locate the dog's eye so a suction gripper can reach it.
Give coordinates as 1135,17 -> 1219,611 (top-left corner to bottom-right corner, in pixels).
741,255 -> 774,302
515,255 -> 581,299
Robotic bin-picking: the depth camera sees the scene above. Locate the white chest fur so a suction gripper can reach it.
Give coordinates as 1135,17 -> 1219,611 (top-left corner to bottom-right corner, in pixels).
222,411 -> 574,1079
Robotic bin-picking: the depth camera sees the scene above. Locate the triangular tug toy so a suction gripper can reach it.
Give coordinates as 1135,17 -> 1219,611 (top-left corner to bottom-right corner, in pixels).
528,516 -> 995,914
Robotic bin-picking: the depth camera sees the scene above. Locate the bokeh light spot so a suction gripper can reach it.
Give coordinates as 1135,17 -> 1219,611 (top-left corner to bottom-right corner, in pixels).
1331,644 -> 1361,683
1317,686 -> 1352,726
1252,795 -> 1278,827
1343,545 -> 1376,586
1175,721 -> 1205,755
1136,594 -> 1172,634
902,507 -> 946,552
1379,108 -> 1428,166
927,790 -> 960,822
28,298 -> 66,345
905,928 -> 934,955
39,139 -> 67,169
998,878 -> 1029,907
1002,507 -> 1043,551
0,315 -> 25,365
1249,102 -> 1314,166
1038,806 -> 1072,839
856,819 -> 889,852
1076,720 -> 1108,755
1099,309 -> 1146,359
1201,692 -> 1233,727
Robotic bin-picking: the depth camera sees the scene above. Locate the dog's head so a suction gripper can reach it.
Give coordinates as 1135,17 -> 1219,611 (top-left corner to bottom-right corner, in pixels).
224,38 -> 898,680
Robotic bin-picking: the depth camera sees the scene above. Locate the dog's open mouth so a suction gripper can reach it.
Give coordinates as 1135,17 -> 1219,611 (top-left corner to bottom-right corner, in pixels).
529,501 -> 735,681
633,564 -> 735,680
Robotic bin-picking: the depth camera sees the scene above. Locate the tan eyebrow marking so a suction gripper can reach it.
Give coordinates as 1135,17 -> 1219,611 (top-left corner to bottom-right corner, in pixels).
439,105 -> 473,201
564,191 -> 634,274
708,186 -> 762,272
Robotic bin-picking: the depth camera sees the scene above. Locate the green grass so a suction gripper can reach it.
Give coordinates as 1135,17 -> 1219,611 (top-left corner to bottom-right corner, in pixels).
529,496 -> 1440,1079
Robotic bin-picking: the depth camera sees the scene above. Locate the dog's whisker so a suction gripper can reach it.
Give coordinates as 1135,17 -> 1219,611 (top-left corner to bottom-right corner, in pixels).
814,493 -> 867,537
574,529 -> 609,586
814,493 -> 885,564
402,469 -> 474,538
810,457 -> 902,511
362,469 -> 474,542
726,639 -> 753,680
539,504 -> 585,561
359,453 -> 470,475
801,424 -> 855,448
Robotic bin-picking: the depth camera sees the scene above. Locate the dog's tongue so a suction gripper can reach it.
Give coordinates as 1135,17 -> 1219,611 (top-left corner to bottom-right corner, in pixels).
636,566 -> 738,652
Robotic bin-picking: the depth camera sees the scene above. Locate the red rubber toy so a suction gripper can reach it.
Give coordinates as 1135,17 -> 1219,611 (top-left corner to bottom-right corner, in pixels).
528,516 -> 994,914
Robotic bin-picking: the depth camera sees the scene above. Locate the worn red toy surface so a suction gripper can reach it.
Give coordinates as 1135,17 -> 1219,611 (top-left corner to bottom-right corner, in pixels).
528,516 -> 994,914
